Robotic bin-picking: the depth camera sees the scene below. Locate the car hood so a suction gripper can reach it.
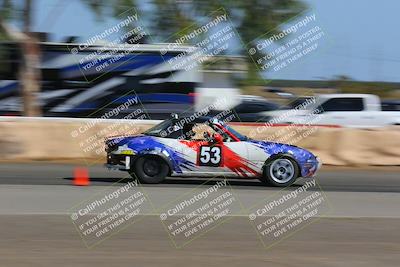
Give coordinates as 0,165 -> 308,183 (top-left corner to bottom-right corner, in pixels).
105,135 -> 146,151
105,134 -> 176,154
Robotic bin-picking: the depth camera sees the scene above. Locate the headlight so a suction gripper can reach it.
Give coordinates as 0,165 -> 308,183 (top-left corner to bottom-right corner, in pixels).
120,150 -> 135,155
113,144 -> 135,155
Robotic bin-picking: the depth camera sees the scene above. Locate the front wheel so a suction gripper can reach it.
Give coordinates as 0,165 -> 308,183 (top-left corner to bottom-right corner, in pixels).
261,156 -> 299,187
130,155 -> 169,184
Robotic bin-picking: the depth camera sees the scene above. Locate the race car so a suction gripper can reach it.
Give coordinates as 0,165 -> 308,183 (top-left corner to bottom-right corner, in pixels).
104,115 -> 322,187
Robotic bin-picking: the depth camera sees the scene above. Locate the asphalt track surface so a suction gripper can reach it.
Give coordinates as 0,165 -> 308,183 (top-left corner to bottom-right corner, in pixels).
0,162 -> 400,192
0,163 -> 399,267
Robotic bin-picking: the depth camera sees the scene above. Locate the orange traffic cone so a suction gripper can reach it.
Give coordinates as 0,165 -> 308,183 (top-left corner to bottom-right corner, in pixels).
73,167 -> 90,186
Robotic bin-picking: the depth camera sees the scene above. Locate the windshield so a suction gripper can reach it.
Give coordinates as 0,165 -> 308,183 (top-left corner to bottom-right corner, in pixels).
143,119 -> 174,137
144,118 -> 249,141
224,124 -> 248,141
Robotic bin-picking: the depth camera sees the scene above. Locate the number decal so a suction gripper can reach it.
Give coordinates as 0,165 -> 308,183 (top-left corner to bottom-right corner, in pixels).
198,146 -> 222,167
210,147 -> 221,164
200,146 -> 211,163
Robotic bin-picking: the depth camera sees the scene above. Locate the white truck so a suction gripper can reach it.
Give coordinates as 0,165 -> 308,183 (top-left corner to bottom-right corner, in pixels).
263,94 -> 400,128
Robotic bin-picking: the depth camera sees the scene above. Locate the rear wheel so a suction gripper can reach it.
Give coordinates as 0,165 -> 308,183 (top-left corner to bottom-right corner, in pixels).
130,155 -> 169,184
261,156 -> 299,187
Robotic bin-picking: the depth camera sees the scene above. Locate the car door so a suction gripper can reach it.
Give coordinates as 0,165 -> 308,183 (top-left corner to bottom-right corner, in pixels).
196,141 -> 226,174
184,137 -> 249,176
176,125 -> 227,176
222,141 -> 250,176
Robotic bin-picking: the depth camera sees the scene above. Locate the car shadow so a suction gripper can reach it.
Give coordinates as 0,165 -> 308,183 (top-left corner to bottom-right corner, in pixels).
63,177 -> 132,184
62,176 -> 305,190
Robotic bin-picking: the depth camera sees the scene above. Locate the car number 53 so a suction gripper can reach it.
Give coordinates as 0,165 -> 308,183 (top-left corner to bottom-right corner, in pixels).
198,146 -> 222,167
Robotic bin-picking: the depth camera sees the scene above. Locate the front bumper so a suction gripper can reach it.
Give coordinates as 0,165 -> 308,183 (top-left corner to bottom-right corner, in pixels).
302,157 -> 322,178
105,154 -> 135,171
104,163 -> 127,171
316,157 -> 322,170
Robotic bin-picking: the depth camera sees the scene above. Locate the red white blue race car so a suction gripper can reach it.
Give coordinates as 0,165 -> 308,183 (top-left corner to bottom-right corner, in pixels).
105,115 -> 321,187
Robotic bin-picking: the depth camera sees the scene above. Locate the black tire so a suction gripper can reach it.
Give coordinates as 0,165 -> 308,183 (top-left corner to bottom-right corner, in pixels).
130,155 -> 169,184
261,156 -> 300,187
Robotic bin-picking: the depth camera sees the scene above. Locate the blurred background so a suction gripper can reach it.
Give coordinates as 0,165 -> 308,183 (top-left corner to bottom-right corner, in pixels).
0,0 -> 399,165
1,0 -> 400,118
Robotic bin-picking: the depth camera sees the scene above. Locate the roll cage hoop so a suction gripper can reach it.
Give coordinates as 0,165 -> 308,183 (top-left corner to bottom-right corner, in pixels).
143,115 -> 247,141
